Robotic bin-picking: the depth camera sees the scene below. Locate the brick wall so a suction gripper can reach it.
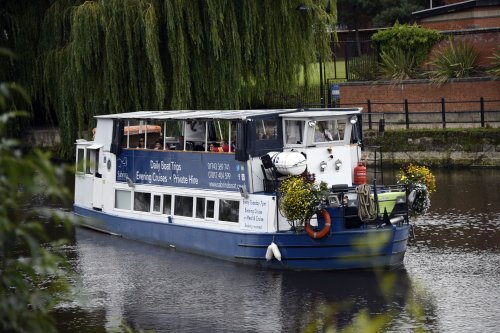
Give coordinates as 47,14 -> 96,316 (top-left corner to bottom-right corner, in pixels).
421,16 -> 500,30
339,78 -> 500,113
426,30 -> 500,67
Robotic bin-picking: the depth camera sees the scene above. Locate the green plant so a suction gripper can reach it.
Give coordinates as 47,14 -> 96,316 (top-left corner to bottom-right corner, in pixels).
397,163 -> 436,216
278,173 -> 328,228
372,22 -> 443,67
378,46 -> 417,81
1,75 -> 74,332
427,41 -> 479,83
348,54 -> 378,81
487,47 -> 500,79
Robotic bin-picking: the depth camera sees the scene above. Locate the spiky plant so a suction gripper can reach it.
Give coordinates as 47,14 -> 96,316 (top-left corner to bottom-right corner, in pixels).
378,46 -> 417,81
487,48 -> 500,79
427,41 -> 479,83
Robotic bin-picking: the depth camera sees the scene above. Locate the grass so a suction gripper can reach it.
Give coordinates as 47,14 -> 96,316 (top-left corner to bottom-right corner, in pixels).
298,60 -> 347,86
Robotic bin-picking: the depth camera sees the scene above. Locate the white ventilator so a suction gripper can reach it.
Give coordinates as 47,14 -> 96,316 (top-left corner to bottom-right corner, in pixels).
265,241 -> 282,262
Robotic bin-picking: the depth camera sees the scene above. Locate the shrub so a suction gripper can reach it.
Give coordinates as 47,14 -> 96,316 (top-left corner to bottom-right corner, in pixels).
372,22 -> 443,67
348,54 -> 378,81
278,173 -> 328,228
427,41 -> 479,83
378,46 -> 417,81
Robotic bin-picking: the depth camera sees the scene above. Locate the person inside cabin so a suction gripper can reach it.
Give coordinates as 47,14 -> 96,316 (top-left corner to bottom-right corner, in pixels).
137,137 -> 145,148
221,140 -> 229,152
315,121 -> 334,142
212,142 -> 222,152
154,140 -> 163,150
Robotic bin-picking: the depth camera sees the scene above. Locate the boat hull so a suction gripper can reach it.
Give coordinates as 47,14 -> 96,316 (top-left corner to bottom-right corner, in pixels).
74,205 -> 410,271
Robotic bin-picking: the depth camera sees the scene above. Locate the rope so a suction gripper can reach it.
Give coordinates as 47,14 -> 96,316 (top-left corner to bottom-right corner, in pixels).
356,184 -> 376,222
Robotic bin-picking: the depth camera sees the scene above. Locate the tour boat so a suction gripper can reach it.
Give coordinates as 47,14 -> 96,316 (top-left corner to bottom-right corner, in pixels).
74,108 -> 412,270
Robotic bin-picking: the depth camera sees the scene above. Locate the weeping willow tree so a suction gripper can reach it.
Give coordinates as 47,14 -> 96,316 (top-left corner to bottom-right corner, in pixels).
1,0 -> 336,159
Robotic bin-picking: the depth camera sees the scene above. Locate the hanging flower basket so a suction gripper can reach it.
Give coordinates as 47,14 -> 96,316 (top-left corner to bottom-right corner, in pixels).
397,164 -> 436,217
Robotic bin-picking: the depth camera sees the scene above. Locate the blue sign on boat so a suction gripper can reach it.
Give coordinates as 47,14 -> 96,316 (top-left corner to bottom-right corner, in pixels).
116,150 -> 248,191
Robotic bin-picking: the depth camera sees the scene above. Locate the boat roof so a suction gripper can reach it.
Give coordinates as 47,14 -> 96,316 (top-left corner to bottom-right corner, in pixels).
280,108 -> 362,118
94,108 -> 362,121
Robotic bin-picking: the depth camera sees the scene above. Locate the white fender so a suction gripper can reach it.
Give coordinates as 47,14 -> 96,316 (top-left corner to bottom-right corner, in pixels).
270,241 -> 282,262
268,152 -> 307,176
265,244 -> 274,261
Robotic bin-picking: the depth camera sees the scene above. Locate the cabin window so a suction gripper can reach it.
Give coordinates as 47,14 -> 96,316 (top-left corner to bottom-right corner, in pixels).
115,190 -> 131,210
134,192 -> 151,212
284,120 -> 303,144
206,200 -> 215,219
152,194 -> 161,213
163,194 -> 172,215
174,195 -> 193,217
256,119 -> 277,140
336,120 -> 346,140
85,149 -> 91,174
219,199 -> 239,223
196,197 -> 205,219
76,148 -> 85,173
314,120 -> 344,143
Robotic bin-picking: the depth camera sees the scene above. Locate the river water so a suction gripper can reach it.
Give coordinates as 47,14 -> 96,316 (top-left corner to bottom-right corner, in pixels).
50,169 -> 500,333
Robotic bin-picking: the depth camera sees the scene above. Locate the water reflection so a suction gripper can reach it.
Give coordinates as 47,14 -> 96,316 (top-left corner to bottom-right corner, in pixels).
55,228 -> 422,333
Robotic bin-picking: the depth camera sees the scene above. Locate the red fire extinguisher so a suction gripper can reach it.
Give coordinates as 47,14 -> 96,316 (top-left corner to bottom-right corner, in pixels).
353,161 -> 367,185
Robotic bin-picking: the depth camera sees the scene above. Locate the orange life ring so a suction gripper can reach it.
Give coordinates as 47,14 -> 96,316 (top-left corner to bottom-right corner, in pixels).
305,209 -> 331,239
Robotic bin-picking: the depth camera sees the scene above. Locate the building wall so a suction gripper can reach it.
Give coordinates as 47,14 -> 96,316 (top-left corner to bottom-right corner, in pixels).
419,6 -> 500,30
339,78 -> 500,113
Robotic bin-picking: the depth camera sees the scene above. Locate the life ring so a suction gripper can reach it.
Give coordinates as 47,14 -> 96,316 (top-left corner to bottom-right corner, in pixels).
305,209 -> 331,239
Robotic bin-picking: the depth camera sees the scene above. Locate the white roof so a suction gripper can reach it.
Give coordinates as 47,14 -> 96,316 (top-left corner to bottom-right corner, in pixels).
280,108 -> 362,118
94,108 -> 362,121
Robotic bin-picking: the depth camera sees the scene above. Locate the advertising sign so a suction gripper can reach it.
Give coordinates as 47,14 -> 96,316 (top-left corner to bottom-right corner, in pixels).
116,150 -> 248,192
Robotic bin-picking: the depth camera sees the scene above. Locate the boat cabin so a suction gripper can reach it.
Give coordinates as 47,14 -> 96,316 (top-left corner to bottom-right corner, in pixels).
75,108 -> 367,233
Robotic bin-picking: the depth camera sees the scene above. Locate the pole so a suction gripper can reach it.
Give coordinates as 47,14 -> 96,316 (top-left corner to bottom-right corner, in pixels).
319,54 -> 324,108
480,97 -> 485,127
441,97 -> 446,129
404,99 -> 409,129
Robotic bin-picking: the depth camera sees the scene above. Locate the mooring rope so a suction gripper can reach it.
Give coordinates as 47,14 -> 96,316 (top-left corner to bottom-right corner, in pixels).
356,184 -> 377,222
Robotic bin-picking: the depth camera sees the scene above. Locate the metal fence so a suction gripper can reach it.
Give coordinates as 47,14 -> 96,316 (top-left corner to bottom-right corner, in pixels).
263,89 -> 500,129
339,98 -> 500,130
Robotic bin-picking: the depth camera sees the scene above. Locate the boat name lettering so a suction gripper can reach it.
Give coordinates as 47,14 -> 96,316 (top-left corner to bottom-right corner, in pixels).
148,160 -> 181,172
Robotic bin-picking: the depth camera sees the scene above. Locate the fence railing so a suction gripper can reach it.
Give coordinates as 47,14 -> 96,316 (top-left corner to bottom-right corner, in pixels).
263,86 -> 500,129
339,98 -> 500,130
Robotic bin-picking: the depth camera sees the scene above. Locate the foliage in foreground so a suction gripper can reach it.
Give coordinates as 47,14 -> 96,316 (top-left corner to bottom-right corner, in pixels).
427,41 -> 480,83
0,82 -> 73,332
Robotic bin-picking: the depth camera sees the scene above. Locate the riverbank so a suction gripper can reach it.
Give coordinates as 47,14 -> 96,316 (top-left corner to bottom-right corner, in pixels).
363,128 -> 500,168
